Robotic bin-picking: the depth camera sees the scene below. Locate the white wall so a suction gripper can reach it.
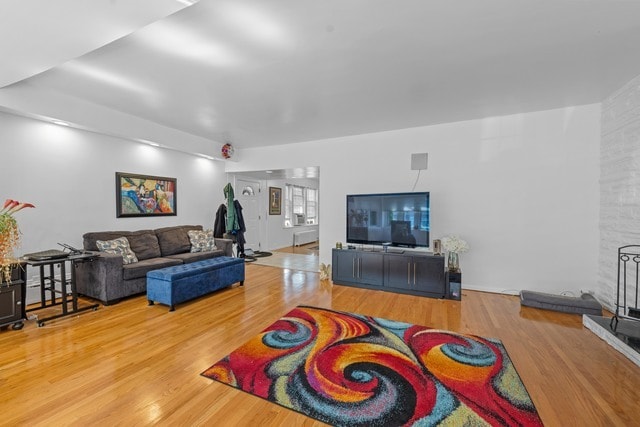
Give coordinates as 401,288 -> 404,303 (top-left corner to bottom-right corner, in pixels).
599,73 -> 640,311
0,111 -> 227,297
228,104 -> 601,295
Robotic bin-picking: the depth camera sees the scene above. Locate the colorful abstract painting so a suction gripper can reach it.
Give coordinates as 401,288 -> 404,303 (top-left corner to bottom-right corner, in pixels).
202,306 -> 543,426
115,172 -> 176,217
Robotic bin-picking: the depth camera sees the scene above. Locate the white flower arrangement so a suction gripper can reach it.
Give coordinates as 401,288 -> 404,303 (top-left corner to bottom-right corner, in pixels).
441,235 -> 469,253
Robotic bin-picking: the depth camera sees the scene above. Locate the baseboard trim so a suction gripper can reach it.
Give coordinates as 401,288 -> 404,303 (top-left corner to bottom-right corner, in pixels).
461,284 -> 520,296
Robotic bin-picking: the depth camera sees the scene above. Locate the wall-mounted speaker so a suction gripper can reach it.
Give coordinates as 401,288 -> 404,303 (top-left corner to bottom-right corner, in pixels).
411,153 -> 428,170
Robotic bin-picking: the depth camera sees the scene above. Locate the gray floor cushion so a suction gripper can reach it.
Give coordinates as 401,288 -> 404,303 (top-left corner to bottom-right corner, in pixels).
520,290 -> 602,315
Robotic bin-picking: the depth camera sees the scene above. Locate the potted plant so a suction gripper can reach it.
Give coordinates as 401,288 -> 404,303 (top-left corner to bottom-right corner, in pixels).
0,199 -> 35,283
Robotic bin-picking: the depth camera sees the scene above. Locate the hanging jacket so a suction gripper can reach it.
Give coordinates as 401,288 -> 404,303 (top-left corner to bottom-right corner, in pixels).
233,199 -> 246,256
234,200 -> 246,234
213,203 -> 227,238
223,183 -> 239,232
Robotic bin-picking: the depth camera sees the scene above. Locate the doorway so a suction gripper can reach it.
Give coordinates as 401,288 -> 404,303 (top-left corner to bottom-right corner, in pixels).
230,167 -> 319,254
235,178 -> 261,252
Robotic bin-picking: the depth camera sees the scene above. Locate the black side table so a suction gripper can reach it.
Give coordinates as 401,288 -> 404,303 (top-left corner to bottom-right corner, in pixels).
0,263 -> 27,330
446,271 -> 462,300
24,253 -> 100,327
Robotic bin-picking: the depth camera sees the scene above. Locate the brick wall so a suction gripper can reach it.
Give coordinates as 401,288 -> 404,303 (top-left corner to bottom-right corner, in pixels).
599,74 -> 640,312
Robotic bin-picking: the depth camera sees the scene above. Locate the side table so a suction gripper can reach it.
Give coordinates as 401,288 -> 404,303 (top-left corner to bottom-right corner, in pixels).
446,271 -> 462,300
0,262 -> 27,330
24,253 -> 100,327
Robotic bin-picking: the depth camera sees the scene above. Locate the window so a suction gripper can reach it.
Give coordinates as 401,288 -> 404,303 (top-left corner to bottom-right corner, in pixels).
284,184 -> 318,227
293,186 -> 304,215
284,185 -> 292,227
306,188 -> 317,224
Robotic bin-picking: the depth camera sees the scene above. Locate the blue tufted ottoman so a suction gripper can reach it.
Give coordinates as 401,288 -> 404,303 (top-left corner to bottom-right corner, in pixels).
147,257 -> 244,311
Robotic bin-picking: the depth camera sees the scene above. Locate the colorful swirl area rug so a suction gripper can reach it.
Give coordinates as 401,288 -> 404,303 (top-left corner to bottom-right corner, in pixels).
201,306 -> 543,426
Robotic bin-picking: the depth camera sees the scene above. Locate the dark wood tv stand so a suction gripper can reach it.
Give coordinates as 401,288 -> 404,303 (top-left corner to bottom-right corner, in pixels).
332,248 -> 454,299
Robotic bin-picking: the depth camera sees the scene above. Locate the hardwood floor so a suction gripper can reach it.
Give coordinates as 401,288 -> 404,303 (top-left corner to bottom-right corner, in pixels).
275,242 -> 319,256
1,264 -> 639,426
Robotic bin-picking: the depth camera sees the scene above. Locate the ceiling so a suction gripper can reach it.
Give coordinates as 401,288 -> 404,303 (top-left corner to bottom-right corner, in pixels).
2,0 -> 640,158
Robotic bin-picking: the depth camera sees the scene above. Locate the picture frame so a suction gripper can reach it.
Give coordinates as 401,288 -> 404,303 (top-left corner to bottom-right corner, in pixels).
116,172 -> 177,217
269,187 -> 282,215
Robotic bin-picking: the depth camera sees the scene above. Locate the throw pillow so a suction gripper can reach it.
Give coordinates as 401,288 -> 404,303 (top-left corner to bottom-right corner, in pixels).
188,229 -> 216,253
96,237 -> 139,264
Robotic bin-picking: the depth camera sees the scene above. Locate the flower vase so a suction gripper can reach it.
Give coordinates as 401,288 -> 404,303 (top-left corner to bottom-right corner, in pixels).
447,252 -> 460,273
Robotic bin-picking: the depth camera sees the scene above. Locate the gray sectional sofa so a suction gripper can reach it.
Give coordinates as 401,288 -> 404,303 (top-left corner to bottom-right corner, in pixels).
76,225 -> 233,305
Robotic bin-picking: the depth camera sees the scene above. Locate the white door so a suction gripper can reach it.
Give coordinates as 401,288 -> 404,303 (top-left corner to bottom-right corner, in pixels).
236,178 -> 261,251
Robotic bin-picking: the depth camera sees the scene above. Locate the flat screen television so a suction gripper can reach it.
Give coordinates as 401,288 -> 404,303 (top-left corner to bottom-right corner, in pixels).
346,192 -> 430,248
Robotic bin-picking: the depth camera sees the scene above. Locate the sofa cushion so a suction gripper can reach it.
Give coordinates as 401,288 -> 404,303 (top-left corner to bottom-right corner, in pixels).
96,237 -> 138,265
125,230 -> 162,260
123,257 -> 182,281
165,249 -> 225,264
155,225 -> 202,256
188,229 -> 216,252
84,231 -> 135,251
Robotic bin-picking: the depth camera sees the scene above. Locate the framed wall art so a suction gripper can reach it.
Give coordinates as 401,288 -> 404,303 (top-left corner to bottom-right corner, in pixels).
269,186 -> 282,215
116,172 -> 177,217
